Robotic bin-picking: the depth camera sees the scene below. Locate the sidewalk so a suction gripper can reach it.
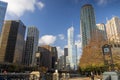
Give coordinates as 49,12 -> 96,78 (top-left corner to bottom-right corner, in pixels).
69,77 -> 90,80
69,77 -> 102,80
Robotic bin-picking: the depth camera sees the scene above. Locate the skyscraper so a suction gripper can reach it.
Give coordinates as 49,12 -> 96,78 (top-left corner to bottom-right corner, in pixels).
37,45 -> 58,70
23,26 -> 39,66
0,1 -> 7,47
67,27 -> 77,70
64,48 -> 68,70
106,16 -> 120,47
0,20 -> 26,63
80,4 -> 96,48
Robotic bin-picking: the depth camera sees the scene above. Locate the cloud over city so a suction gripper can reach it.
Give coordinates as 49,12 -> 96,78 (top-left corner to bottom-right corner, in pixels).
58,34 -> 65,40
96,0 -> 117,5
39,35 -> 56,45
36,1 -> 45,10
57,46 -> 64,57
1,0 -> 45,18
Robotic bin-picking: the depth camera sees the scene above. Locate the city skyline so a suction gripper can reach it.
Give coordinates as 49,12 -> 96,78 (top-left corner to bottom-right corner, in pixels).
1,0 -> 120,57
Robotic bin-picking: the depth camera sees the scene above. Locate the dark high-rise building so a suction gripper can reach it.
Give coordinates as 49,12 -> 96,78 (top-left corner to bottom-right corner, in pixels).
51,47 -> 58,69
80,4 -> 96,48
23,26 -> 39,66
37,45 -> 58,70
64,48 -> 68,69
0,20 -> 26,63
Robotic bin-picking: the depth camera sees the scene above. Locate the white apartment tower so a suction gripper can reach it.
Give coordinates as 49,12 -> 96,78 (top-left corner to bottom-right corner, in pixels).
106,16 -> 120,47
67,26 -> 77,70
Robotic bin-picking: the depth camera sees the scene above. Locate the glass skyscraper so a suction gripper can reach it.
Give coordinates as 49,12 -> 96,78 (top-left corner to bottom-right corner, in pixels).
0,1 -> 7,36
0,20 -> 26,63
80,4 -> 96,48
23,26 -> 39,66
0,1 -> 7,47
67,27 -> 77,70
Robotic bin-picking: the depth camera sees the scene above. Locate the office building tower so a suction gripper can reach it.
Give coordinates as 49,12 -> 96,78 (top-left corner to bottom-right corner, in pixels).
23,26 -> 39,66
67,27 -> 77,70
0,20 -> 26,63
58,55 -> 64,70
73,45 -> 77,70
37,45 -> 58,70
96,23 -> 107,41
106,16 -> 120,47
80,4 -> 96,48
51,47 -> 58,69
64,48 -> 68,69
0,1 -> 7,47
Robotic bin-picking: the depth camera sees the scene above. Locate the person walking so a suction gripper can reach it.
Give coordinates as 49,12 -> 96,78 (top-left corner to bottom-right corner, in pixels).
91,72 -> 94,80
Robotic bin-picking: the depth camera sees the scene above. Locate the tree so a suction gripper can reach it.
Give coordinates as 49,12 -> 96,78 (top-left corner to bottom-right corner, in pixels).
79,30 -> 108,72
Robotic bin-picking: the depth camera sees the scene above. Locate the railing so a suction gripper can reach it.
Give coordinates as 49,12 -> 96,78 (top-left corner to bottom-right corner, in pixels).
0,73 -> 39,80
0,72 -> 81,80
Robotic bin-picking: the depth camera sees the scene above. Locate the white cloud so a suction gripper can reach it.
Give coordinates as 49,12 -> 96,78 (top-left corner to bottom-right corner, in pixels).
75,34 -> 82,59
75,34 -> 82,48
39,35 -> 56,45
57,46 -> 64,57
97,0 -> 107,5
96,0 -> 117,5
58,34 -> 65,40
36,1 -> 45,10
77,34 -> 81,39
75,40 -> 82,49
1,0 -> 44,18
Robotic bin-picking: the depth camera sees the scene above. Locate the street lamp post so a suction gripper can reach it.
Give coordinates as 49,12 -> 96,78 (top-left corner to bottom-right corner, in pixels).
102,44 -> 114,71
36,52 -> 41,70
55,62 -> 58,70
35,52 -> 41,79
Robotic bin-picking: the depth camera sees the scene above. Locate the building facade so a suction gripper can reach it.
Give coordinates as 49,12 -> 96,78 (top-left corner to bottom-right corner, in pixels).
106,16 -> 120,47
0,1 -> 7,47
67,27 -> 77,70
58,55 -> 64,70
51,47 -> 58,69
80,4 -> 96,48
96,23 -> 107,41
23,26 -> 39,66
0,20 -> 26,63
37,45 -> 58,70
64,48 -> 68,70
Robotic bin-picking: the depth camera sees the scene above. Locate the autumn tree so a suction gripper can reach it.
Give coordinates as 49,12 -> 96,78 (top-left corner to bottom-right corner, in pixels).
79,29 -> 108,72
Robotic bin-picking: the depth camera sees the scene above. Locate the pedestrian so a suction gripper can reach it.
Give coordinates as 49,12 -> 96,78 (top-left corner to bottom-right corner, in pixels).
91,71 -> 94,80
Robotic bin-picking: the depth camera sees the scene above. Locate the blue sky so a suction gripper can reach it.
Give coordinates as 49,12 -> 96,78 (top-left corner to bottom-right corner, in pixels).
1,0 -> 120,57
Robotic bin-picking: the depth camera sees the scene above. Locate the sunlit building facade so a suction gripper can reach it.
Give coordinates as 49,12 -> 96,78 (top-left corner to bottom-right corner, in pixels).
96,23 -> 107,41
80,4 -> 96,48
106,16 -> 120,47
0,20 -> 26,63
0,1 -> 7,47
67,27 -> 77,70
